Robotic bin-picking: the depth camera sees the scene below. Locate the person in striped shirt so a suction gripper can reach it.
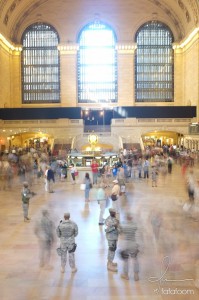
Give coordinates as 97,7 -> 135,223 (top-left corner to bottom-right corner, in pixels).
120,213 -> 140,281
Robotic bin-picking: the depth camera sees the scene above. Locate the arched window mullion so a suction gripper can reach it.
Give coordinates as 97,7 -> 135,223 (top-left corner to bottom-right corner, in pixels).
21,23 -> 60,104
77,21 -> 117,104
135,21 -> 174,103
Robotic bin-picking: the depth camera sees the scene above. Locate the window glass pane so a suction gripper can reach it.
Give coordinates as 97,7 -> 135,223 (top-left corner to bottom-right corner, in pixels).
21,23 -> 60,104
77,22 -> 117,103
135,21 -> 174,102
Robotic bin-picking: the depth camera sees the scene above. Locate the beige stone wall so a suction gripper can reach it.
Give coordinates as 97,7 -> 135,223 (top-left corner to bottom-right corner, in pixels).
0,45 -> 11,108
111,118 -> 190,144
1,31 -> 199,109
183,38 -> 199,117
59,47 -> 78,107
117,47 -> 135,106
11,51 -> 21,107
173,48 -> 183,106
0,119 -> 84,149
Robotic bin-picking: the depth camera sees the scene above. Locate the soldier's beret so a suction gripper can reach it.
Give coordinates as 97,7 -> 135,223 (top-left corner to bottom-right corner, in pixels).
64,212 -> 70,218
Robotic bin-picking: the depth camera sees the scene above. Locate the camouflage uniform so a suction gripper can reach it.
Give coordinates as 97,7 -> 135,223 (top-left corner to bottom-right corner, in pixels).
21,185 -> 32,221
56,219 -> 78,270
105,215 -> 120,263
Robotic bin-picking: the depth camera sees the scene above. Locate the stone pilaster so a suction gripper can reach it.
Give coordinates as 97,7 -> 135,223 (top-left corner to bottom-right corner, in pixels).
116,43 -> 136,106
58,43 -> 79,107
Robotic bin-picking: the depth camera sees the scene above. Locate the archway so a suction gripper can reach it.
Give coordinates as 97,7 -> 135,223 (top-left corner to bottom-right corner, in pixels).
141,130 -> 182,148
6,131 -> 53,152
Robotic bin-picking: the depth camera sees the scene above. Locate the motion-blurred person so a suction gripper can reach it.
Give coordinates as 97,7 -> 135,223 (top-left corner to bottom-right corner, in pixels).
111,180 -> 120,217
83,172 -> 92,202
150,209 -> 162,241
167,155 -> 173,174
112,164 -> 118,179
34,209 -> 55,269
21,181 -> 35,222
45,166 -> 55,193
60,161 -> 68,181
91,159 -> 99,185
137,158 -> 143,178
117,167 -> 125,186
143,158 -> 150,178
186,168 -> 195,202
70,163 -> 76,184
120,213 -> 140,281
0,160 -> 4,190
17,162 -> 26,184
190,179 -> 199,221
33,159 -> 39,181
104,165 -> 112,185
56,212 -> 78,273
97,182 -> 107,225
159,162 -> 167,184
1,160 -> 13,190
151,165 -> 158,187
105,208 -> 120,272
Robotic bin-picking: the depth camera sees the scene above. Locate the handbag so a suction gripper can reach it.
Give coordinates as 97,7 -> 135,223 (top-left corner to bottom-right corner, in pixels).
80,183 -> 86,190
111,194 -> 117,201
89,183 -> 93,189
74,171 -> 78,176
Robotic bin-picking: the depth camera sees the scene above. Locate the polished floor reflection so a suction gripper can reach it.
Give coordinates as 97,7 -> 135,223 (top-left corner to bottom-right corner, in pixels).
0,164 -> 199,300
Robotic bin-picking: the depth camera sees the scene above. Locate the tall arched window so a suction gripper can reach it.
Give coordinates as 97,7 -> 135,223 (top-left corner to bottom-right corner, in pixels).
135,21 -> 174,102
77,21 -> 117,103
21,23 -> 60,103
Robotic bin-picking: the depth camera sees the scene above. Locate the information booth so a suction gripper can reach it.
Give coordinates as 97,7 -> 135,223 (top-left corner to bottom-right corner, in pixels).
68,151 -> 118,181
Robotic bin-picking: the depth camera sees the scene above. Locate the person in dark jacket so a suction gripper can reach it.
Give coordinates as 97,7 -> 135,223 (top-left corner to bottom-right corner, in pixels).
83,172 -> 92,202
45,166 -> 55,193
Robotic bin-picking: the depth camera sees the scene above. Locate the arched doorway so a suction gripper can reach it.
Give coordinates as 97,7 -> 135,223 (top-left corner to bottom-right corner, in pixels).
141,130 -> 182,148
6,131 -> 53,152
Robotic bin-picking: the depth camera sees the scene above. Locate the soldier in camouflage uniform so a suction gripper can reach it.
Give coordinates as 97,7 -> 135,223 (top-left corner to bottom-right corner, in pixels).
21,181 -> 34,222
56,212 -> 78,273
105,208 -> 121,272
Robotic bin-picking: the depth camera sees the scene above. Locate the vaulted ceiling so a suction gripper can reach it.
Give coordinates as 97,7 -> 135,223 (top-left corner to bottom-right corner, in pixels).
0,0 -> 199,44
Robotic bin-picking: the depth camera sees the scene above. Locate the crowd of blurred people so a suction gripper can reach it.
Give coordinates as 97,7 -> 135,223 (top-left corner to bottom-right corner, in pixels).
1,143 -> 199,284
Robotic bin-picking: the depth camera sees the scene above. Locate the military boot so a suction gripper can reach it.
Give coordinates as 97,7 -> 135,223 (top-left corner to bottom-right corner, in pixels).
107,261 -> 118,272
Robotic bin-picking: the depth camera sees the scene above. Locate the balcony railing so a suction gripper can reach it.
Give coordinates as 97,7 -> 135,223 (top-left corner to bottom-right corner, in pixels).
84,125 -> 111,133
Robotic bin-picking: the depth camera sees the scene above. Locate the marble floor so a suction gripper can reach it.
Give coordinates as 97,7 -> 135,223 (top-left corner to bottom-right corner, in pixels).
0,164 -> 199,300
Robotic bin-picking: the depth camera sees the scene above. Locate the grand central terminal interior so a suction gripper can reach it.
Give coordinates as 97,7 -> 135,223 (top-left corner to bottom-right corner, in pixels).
1,0 -> 199,299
